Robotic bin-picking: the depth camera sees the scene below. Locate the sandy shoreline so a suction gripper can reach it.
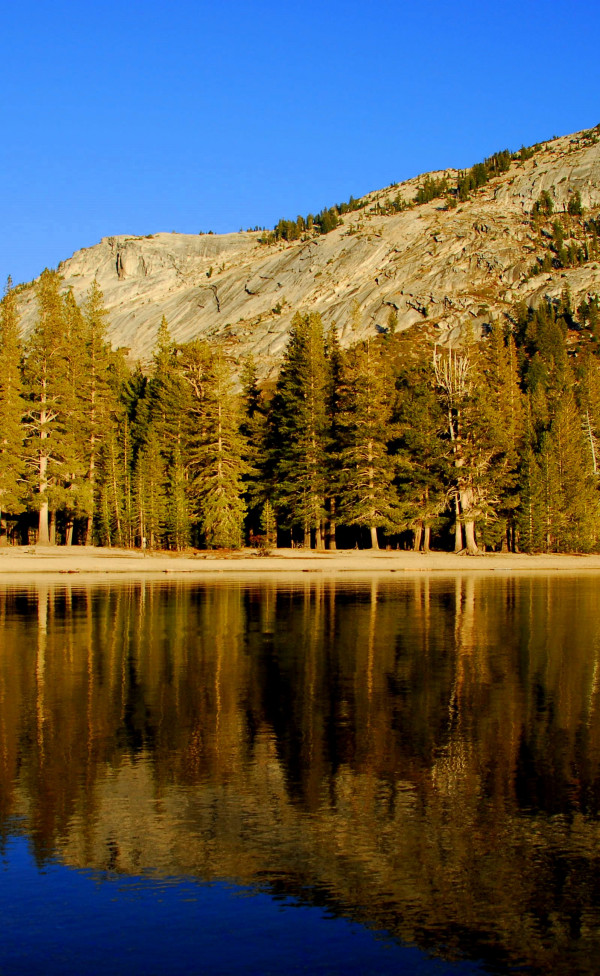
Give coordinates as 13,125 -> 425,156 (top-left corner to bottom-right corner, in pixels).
1,545 -> 600,577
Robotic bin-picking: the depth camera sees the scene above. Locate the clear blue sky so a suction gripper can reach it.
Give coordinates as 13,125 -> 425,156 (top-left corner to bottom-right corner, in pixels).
1,0 -> 598,287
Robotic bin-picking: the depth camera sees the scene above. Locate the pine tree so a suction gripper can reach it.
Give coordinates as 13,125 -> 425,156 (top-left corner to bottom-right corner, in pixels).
81,280 -> 116,544
0,279 -> 25,531
432,332 -> 516,554
134,427 -> 167,549
392,332 -> 447,551
324,324 -> 345,549
119,414 -> 136,547
147,316 -> 189,456
576,350 -> 600,478
517,415 -> 547,553
259,499 -> 277,547
165,446 -> 190,550
338,338 -> 400,549
97,429 -> 128,547
23,269 -> 70,544
478,322 -> 526,549
60,289 -> 89,544
270,312 -> 328,548
239,355 -> 267,538
540,396 -> 599,551
185,349 -> 248,549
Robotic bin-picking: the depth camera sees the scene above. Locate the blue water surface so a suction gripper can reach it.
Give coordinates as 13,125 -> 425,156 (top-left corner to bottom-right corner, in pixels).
0,835 -> 481,976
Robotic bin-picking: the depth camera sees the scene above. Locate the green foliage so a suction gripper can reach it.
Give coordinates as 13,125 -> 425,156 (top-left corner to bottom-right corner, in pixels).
165,446 -> 191,550
147,315 -> 189,456
184,349 -> 249,549
517,145 -> 536,161
532,190 -> 554,217
23,269 -> 72,543
259,499 -> 277,547
265,194 -> 365,243
134,428 -> 167,548
525,397 -> 599,552
5,236 -> 600,556
567,191 -> 584,216
337,338 -> 401,547
269,312 -> 328,545
0,279 -> 25,518
456,150 -> 511,202
390,331 -> 447,548
415,176 -> 448,205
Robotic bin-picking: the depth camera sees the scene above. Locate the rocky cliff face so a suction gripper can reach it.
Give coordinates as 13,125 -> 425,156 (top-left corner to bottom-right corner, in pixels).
15,128 -> 600,374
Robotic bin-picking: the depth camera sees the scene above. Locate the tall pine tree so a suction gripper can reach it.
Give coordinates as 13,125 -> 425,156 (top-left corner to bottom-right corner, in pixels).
337,338 -> 400,549
270,312 -> 328,548
0,279 -> 25,533
23,270 -> 70,544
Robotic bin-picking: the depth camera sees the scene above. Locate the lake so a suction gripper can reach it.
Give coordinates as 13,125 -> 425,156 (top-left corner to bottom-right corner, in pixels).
0,574 -> 599,974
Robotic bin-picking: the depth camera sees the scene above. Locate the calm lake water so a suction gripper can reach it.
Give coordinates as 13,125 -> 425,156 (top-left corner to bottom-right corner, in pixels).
1,574 -> 599,975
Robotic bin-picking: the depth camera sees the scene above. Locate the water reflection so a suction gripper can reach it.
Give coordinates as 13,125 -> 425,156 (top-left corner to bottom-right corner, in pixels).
1,575 -> 600,973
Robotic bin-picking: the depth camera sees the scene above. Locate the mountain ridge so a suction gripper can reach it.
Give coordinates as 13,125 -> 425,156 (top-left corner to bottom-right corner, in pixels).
15,126 -> 600,374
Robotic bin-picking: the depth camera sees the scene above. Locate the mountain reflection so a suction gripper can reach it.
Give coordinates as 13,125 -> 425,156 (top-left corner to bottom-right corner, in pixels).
1,575 -> 600,973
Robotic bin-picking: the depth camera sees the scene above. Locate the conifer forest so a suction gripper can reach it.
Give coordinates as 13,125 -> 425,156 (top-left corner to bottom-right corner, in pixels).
1,267 -> 600,554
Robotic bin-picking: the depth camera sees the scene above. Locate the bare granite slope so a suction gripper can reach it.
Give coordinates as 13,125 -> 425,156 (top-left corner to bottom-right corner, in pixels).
15,129 -> 600,374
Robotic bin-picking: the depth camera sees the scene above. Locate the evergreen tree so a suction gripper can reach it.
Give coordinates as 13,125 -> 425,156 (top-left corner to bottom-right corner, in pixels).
259,499 -> 277,548
134,427 -> 167,549
97,430 -> 125,547
433,332 -> 518,554
60,289 -> 89,544
23,269 -> 70,544
239,355 -> 267,538
270,312 -> 328,548
147,316 -> 189,456
478,322 -> 526,549
323,324 -> 346,549
338,338 -> 400,549
81,280 -> 116,544
578,355 -> 600,477
165,446 -> 190,550
186,350 -> 248,549
0,279 -> 25,531
539,396 -> 599,551
392,332 -> 447,551
516,437 -> 545,553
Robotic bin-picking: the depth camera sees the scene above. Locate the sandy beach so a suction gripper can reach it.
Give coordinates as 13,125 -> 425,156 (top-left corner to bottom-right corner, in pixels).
1,545 -> 600,576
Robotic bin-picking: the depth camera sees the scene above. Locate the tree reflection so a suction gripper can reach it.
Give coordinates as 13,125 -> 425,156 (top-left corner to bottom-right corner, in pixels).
0,575 -> 600,972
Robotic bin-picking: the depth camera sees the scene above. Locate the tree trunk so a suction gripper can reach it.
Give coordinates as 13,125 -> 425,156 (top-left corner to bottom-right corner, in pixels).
316,521 -> 325,550
49,510 -> 56,546
423,525 -> 431,553
327,497 -> 337,550
303,526 -> 311,548
370,525 -> 379,550
463,517 -> 478,555
84,515 -> 93,546
413,524 -> 423,552
65,520 -> 74,546
454,512 -> 463,551
38,462 -> 50,544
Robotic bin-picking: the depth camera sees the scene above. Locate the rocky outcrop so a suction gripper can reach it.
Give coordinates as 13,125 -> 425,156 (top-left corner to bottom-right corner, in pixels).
15,129 -> 600,374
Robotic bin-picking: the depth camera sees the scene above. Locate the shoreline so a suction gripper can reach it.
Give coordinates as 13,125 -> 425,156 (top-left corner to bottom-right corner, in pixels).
1,545 -> 600,577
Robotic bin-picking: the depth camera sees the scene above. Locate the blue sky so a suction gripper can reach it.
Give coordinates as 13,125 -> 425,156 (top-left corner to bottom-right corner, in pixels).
1,0 -> 598,287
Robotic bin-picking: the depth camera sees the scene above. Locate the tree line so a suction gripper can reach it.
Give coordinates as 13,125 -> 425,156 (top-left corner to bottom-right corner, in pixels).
1,271 -> 600,552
